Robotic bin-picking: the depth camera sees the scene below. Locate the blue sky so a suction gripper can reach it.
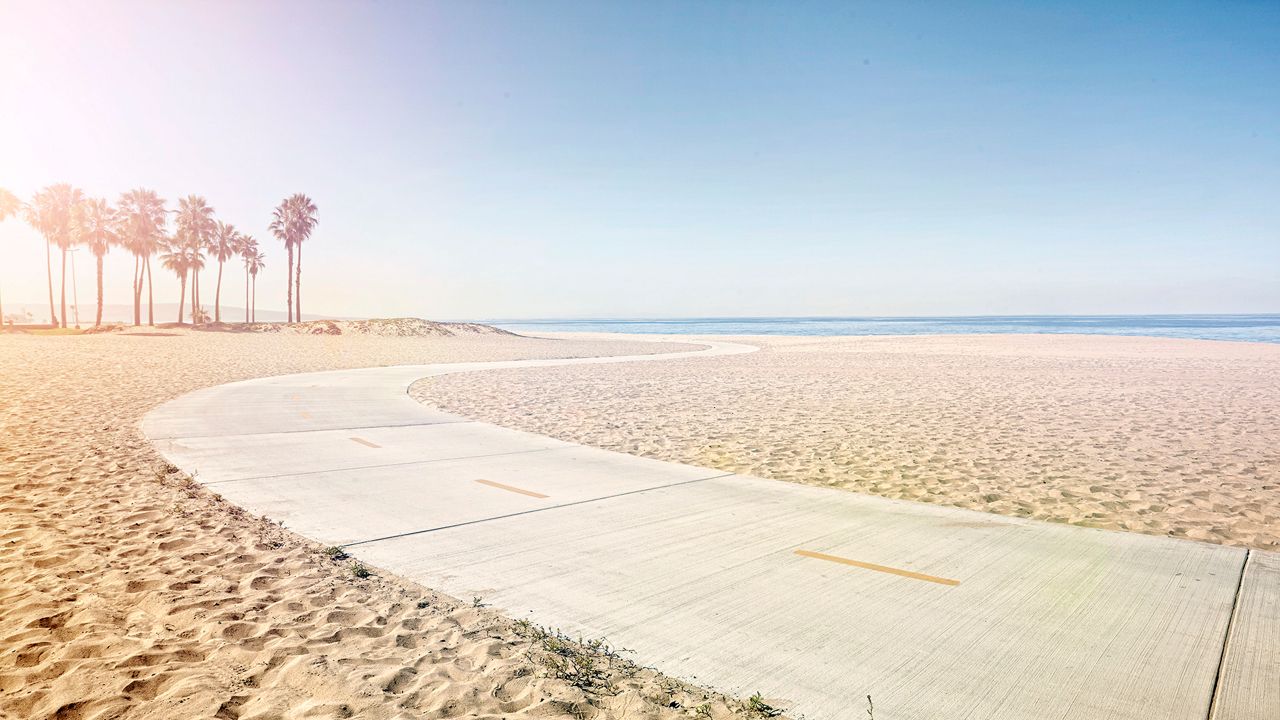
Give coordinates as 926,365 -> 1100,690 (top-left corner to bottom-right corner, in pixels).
1,0 -> 1276,319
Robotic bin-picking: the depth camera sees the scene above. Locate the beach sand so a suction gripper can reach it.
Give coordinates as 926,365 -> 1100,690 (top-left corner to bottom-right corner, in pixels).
0,329 -> 771,720
419,333 -> 1280,550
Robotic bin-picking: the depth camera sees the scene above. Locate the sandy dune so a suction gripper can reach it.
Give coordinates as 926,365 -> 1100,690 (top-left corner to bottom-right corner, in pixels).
419,333 -> 1280,550
0,330 -> 773,720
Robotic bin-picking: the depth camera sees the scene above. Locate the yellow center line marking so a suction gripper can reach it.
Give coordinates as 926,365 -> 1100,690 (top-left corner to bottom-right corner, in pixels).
795,549 -> 960,586
474,479 -> 549,499
299,411 -> 312,419
350,437 -> 381,449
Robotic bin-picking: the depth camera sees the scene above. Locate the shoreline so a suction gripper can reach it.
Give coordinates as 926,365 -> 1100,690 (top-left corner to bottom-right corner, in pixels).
488,313 -> 1280,346
509,328 -> 1280,347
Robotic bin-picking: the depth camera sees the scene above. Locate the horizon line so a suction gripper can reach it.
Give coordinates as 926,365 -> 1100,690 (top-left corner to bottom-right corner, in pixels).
481,313 -> 1280,323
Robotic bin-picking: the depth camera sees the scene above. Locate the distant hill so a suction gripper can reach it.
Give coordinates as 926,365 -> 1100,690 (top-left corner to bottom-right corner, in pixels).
242,318 -> 514,337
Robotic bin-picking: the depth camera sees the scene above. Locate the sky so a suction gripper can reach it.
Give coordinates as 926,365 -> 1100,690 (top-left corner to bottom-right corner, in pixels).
0,0 -> 1277,320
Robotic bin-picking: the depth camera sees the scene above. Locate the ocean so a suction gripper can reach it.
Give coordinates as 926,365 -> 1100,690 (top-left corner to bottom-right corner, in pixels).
491,315 -> 1280,344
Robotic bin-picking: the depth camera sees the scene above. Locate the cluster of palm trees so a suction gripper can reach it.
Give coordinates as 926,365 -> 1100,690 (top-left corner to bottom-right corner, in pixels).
0,184 -> 314,328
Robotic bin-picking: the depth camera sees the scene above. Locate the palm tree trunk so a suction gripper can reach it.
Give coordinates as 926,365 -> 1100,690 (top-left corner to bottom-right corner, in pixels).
177,273 -> 187,324
244,267 -> 250,323
133,255 -> 141,325
295,243 -> 302,323
215,261 -> 224,323
59,247 -> 67,328
286,243 -> 294,323
252,274 -> 257,322
45,240 -> 58,327
146,256 -> 154,325
95,254 -> 104,328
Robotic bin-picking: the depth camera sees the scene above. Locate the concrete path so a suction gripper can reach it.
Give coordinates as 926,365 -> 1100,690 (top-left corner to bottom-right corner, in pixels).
143,339 -> 1276,720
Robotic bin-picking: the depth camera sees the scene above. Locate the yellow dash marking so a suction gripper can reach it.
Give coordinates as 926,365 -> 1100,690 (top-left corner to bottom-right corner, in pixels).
350,437 -> 381,449
795,549 -> 960,586
474,479 -> 549,499
299,411 -> 312,419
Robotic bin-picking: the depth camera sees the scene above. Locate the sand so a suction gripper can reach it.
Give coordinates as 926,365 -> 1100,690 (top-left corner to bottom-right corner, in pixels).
0,329 -> 773,720
418,333 -> 1280,551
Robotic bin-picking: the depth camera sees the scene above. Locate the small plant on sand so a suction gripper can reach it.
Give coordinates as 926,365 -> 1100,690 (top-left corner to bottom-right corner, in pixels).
514,622 -> 634,695
695,702 -> 713,718
323,545 -> 348,561
866,694 -> 874,719
174,473 -> 202,498
471,595 -> 487,608
748,693 -> 781,717
416,599 -> 430,610
651,677 -> 681,706
349,561 -> 371,579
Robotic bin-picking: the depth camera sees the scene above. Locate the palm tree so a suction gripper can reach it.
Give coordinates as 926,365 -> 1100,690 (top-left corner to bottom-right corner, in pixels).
238,234 -> 259,322
210,221 -> 239,323
72,198 -> 118,328
243,248 -> 266,323
268,202 -> 293,323
159,237 -> 197,325
269,193 -> 318,323
54,186 -> 84,329
175,195 -> 215,323
117,189 -> 166,325
23,188 -> 59,327
25,184 -> 83,327
0,188 -> 21,328
288,195 -> 317,323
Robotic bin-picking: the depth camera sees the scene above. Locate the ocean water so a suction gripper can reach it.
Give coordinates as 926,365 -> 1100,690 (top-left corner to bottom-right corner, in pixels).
492,315 -> 1280,344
